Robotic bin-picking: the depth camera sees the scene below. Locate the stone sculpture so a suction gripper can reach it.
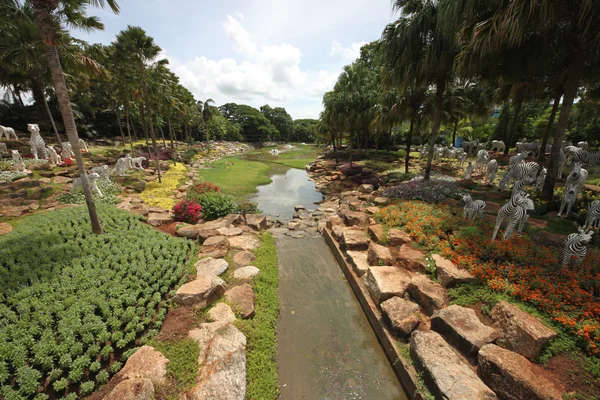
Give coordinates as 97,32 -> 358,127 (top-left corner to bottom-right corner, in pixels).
27,124 -> 47,160
72,172 -> 103,197
47,145 -> 61,165
562,227 -> 594,268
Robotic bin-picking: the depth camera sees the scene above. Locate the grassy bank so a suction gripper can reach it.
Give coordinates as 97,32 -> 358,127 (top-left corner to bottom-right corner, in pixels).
196,157 -> 271,200
267,145 -> 319,169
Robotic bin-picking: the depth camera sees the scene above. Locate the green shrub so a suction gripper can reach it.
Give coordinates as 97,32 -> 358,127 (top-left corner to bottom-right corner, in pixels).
179,148 -> 199,164
195,192 -> 239,221
58,178 -> 122,205
237,200 -> 262,215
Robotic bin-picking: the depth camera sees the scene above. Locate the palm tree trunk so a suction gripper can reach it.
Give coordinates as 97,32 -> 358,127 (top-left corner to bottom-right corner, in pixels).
424,78 -> 446,181
124,105 -> 134,156
138,103 -> 152,155
542,51 -> 588,200
452,119 -> 458,148
42,87 -> 62,146
145,101 -> 162,183
37,31 -> 102,233
538,91 -> 562,162
159,122 -> 167,149
504,99 -> 523,156
168,114 -> 176,165
115,105 -> 124,137
405,112 -> 416,174
331,131 -> 339,164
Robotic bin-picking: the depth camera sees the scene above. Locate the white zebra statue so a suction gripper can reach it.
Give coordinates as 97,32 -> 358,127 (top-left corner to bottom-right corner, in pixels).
565,162 -> 588,197
91,165 -> 110,180
509,152 -> 527,166
557,184 -> 579,218
47,145 -> 61,165
475,149 -> 489,173
491,191 -> 531,241
27,124 -> 47,160
131,156 -> 146,169
464,161 -> 474,179
490,140 -> 505,153
584,200 -> 600,230
0,143 -> 7,154
485,159 -> 498,184
12,150 -> 26,172
536,167 -> 547,191
114,156 -> 133,175
79,139 -> 88,152
561,227 -> 594,268
72,172 -> 103,197
576,141 -> 589,151
498,162 -> 541,191
0,125 -> 18,140
61,142 -> 74,159
462,194 -> 486,220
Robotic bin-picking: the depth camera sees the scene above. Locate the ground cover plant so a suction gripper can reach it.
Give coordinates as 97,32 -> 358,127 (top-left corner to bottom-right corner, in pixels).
375,201 -> 600,356
140,163 -> 188,209
383,179 -> 467,203
0,205 -> 193,399
58,178 -> 122,205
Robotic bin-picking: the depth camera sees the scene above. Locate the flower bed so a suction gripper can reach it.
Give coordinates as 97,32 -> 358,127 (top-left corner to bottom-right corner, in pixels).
376,201 -> 600,355
139,163 -> 188,210
383,179 -> 467,203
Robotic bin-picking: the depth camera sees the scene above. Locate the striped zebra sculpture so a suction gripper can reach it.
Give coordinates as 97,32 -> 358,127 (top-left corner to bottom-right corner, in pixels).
491,191 -> 532,241
566,162 -> 588,196
27,124 -> 47,160
562,227 -> 594,268
498,162 -> 541,191
584,200 -> 600,230
462,194 -> 486,220
558,184 -> 579,218
485,159 -> 498,184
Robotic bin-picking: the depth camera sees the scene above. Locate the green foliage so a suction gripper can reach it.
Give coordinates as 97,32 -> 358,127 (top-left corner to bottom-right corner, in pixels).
58,178 -> 122,205
236,233 -> 280,400
260,105 -> 294,141
0,205 -> 192,398
293,119 -> 319,142
180,148 -> 200,164
196,157 -> 271,200
236,200 -> 261,216
149,338 -> 199,392
193,192 -> 239,221
219,103 -> 279,142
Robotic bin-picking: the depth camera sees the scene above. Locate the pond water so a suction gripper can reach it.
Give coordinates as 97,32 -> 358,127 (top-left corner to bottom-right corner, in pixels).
276,237 -> 407,400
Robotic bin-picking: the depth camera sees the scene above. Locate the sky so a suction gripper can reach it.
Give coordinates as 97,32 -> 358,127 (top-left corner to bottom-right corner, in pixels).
71,0 -> 398,119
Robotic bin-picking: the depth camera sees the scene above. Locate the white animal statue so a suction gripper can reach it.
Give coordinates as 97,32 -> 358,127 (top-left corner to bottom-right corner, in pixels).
562,227 -> 594,268
131,156 -> 146,169
61,142 -> 74,159
12,150 -> 26,172
457,152 -> 467,168
577,141 -> 589,151
114,156 -> 132,175
485,160 -> 498,184
509,152 -> 527,166
490,140 -> 505,153
476,149 -> 490,173
463,194 -> 486,220
491,191 -> 531,241
464,160 -> 474,179
557,184 -> 578,218
47,145 -> 61,165
27,124 -> 47,160
79,139 -> 88,152
91,165 -> 110,180
0,143 -> 7,153
270,149 -> 280,156
284,144 -> 293,149
72,172 -> 103,197
536,167 -> 547,191
565,162 -> 588,197
0,125 -> 18,140
584,200 -> 600,230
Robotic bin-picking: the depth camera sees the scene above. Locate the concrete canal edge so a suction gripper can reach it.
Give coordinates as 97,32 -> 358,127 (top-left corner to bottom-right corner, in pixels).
323,228 -> 422,400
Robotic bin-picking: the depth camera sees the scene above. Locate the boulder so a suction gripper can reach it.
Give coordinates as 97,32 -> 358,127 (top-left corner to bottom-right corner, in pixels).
396,244 -> 427,272
359,183 -> 374,193
373,196 -> 390,206
491,301 -> 557,360
331,225 -> 346,241
366,206 -> 380,215
233,266 -> 260,280
0,223 -> 12,236
341,229 -> 369,251
367,241 -> 393,266
197,228 -> 220,240
222,214 -> 245,226
431,305 -> 499,355
366,266 -> 411,304
232,250 -> 256,268
287,222 -> 301,230
432,254 -> 476,288
346,250 -> 370,277
217,226 -> 243,236
195,257 -> 229,278
246,214 -> 267,231
326,215 -> 344,229
228,235 -> 261,251
173,276 -> 226,308
387,229 -> 411,246
116,346 -> 169,385
103,378 -> 155,400
53,176 -> 72,184
478,344 -> 564,400
199,236 -> 230,258
410,330 -> 497,400
225,284 -> 255,319
207,303 -> 236,325
380,297 -> 420,336
176,224 -> 199,239
407,274 -> 447,315
368,224 -> 386,243
147,212 -> 174,227
342,211 -> 369,227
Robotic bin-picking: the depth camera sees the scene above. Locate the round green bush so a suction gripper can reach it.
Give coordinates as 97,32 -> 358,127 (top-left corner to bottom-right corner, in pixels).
196,192 -> 239,221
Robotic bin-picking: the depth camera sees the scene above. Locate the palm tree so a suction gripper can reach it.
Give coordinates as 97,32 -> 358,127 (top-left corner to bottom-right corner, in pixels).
197,99 -> 216,148
28,0 -> 119,234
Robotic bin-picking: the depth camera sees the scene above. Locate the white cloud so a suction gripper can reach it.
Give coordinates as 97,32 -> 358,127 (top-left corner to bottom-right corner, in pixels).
235,12 -> 244,21
329,40 -> 367,62
163,14 -> 340,118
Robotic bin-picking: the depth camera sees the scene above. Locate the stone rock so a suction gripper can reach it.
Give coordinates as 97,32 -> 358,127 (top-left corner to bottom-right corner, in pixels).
246,214 -> 267,231
396,244 -> 427,272
196,257 -> 229,278
380,297 -> 420,336
342,211 -> 369,227
366,266 -> 411,304
148,206 -> 169,213
173,276 -> 226,308
0,223 -> 12,236
116,346 -> 169,385
367,241 -> 393,266
233,266 -> 260,280
225,284 -> 255,319
287,222 -> 300,230
294,204 -> 305,211
147,212 -> 174,227
410,330 -> 497,400
366,206 -> 380,215
38,177 -> 52,184
176,224 -> 199,239
187,323 -> 246,400
228,235 -> 260,251
287,230 -> 305,238
346,250 -> 370,277
387,229 -> 411,246
197,228 -> 220,241
359,184 -> 374,193
432,254 -> 475,288
326,215 -> 344,229
341,229 -> 369,251
368,224 -> 386,243
331,225 -> 346,241
491,301 -> 557,360
432,305 -> 499,355
103,378 -> 155,400
199,236 -> 230,258
53,176 -> 72,184
407,274 -> 447,315
478,344 -> 564,400
207,303 -> 236,325
232,251 -> 256,268
217,226 -> 243,236
222,214 -> 245,226
373,196 -> 390,206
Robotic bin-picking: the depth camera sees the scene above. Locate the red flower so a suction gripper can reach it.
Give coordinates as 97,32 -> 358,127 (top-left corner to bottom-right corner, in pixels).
173,200 -> 202,223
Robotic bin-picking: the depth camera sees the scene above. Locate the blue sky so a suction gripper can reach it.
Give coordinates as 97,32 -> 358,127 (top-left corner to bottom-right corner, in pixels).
73,0 -> 397,119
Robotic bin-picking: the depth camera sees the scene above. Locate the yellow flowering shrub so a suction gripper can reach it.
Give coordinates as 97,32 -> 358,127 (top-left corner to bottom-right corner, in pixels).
140,163 -> 188,209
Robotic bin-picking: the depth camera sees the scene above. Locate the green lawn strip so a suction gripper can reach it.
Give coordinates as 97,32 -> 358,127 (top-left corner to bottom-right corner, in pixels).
268,158 -> 314,169
196,157 -> 272,200
235,232 -> 280,400
147,338 -> 200,397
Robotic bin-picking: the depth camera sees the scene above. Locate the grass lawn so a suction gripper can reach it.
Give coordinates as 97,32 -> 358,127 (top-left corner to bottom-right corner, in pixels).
196,157 -> 272,200
262,145 -> 320,169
